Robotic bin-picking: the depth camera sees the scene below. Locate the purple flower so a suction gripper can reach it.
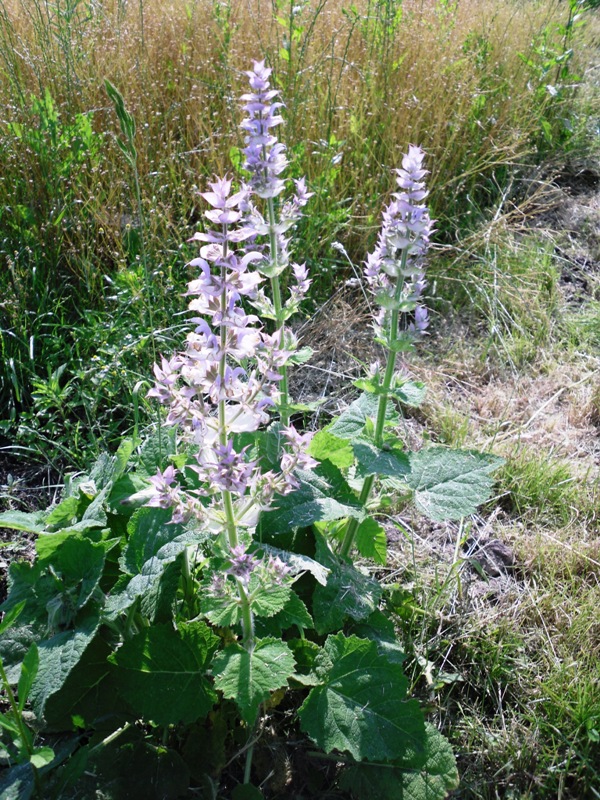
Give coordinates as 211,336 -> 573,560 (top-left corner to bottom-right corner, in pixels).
365,146 -> 433,341
226,544 -> 258,585
241,61 -> 288,199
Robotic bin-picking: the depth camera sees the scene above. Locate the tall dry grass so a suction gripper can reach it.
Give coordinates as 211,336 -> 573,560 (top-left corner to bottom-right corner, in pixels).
0,0 -> 593,455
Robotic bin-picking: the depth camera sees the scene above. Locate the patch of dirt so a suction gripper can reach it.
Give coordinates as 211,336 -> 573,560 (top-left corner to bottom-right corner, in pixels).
528,161 -> 600,304
0,455 -> 60,604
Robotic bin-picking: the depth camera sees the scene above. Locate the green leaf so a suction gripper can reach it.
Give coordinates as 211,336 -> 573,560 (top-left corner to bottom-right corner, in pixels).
298,634 -> 425,762
0,510 -> 47,534
309,429 -> 354,469
0,600 -> 26,635
42,635 -> 119,730
288,345 -> 313,365
355,517 -> 387,565
45,496 -> 81,531
0,711 -> 21,736
110,622 -> 218,726
30,746 -> 55,769
30,615 -> 100,719
392,380 -> 427,408
312,535 -> 382,634
232,785 -> 265,800
36,535 -> 107,611
121,506 -> 186,574
18,643 -> 38,712
212,638 -> 296,724
108,473 -> 153,511
348,611 -> 407,666
0,761 -> 35,800
407,448 -> 503,521
329,392 -> 398,442
338,723 -> 459,799
257,545 -> 329,585
288,638 -> 321,685
104,534 -> 199,621
0,624 -> 42,684
259,465 -> 363,536
250,579 -> 291,619
354,442 -> 410,480
114,437 -> 135,481
271,590 -> 313,632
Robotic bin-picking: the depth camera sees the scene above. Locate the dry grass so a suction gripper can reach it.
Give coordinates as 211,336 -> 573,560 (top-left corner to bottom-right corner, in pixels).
0,0 -> 587,254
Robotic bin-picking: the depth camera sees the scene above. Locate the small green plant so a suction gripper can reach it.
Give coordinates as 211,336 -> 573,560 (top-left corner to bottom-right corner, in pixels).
0,63 -> 503,798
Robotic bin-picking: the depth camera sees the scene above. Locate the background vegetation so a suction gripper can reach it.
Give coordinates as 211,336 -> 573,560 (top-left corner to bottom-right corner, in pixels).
1,0 -> 600,797
0,0 -> 596,464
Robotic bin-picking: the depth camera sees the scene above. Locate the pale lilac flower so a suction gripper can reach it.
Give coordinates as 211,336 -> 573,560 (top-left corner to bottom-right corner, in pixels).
365,145 -> 433,340
226,545 -> 258,585
264,555 -> 291,585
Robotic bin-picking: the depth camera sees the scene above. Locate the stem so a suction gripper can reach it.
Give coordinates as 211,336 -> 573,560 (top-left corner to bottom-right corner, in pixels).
217,227 -> 255,651
266,197 -> 290,426
339,252 -> 408,559
0,657 -> 43,797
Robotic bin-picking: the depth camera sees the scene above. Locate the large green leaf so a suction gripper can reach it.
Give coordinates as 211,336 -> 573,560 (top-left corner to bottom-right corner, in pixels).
0,509 -> 47,534
42,635 -> 121,731
338,723 -> 459,799
212,638 -> 296,724
298,634 -> 425,762
109,621 -> 218,726
29,614 -> 100,720
353,442 -> 410,480
329,392 -> 398,442
104,534 -> 200,622
258,465 -> 363,536
120,506 -> 186,574
355,517 -> 387,565
312,535 -> 382,634
36,535 -> 107,611
308,429 -> 354,469
407,448 -> 503,521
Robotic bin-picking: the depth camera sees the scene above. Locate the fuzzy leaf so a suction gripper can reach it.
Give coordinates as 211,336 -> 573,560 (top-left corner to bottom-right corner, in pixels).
212,638 -> 296,724
29,615 -> 100,719
407,448 -> 503,521
309,430 -> 354,469
110,622 -> 218,726
312,535 -> 382,634
259,465 -> 363,535
18,644 -> 38,712
392,380 -> 427,408
121,506 -> 186,574
104,534 -> 200,621
338,723 -> 459,799
298,634 -> 425,762
0,600 -> 26,635
329,392 -> 398,442
354,442 -> 410,480
271,591 -> 313,632
0,510 -> 47,534
355,517 -> 387,565
36,535 -> 107,611
257,545 -> 329,585
201,593 -> 241,627
250,580 -> 291,619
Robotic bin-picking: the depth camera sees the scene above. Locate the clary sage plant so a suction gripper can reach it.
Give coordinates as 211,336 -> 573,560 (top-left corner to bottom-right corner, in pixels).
0,61 -> 501,799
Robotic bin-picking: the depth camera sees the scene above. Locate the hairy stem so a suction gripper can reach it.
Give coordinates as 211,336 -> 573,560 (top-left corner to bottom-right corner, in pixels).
339,251 -> 408,559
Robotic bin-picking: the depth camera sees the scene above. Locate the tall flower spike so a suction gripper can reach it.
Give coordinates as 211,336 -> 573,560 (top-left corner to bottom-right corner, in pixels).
340,146 -> 432,560
364,144 -> 433,340
239,61 -> 313,425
